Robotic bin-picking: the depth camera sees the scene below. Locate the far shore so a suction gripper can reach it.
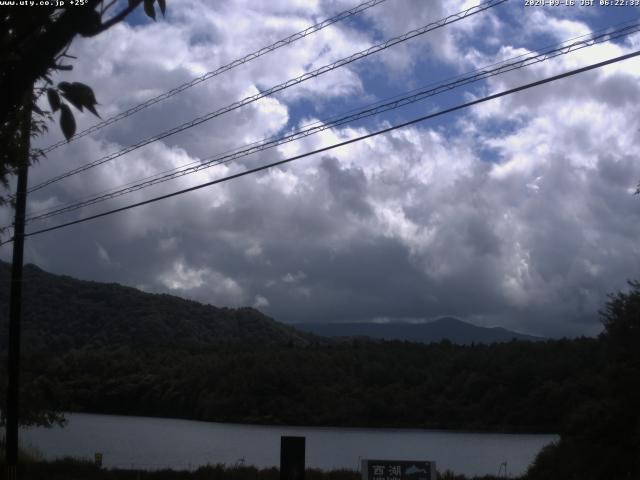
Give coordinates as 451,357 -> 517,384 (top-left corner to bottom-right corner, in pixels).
41,411 -> 559,436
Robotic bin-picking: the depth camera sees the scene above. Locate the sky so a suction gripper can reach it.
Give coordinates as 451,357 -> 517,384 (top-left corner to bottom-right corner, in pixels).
2,0 -> 640,337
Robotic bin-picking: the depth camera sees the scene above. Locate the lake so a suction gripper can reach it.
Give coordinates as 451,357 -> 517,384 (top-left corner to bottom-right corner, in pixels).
21,413 -> 556,477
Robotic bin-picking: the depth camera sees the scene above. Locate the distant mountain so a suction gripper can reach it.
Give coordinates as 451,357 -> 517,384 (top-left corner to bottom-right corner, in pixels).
0,261 -> 318,352
291,317 -> 543,345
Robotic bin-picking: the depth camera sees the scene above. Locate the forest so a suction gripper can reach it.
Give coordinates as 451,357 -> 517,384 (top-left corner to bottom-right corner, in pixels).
16,337 -> 602,433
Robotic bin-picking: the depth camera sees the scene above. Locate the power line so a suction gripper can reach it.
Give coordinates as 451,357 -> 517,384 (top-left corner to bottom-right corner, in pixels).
32,0 -> 506,191
38,0 -> 390,154
28,0 -> 508,194
2,49 -> 636,246
23,20 -> 640,224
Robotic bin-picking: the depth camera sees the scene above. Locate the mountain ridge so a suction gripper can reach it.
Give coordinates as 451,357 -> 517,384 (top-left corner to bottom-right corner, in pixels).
291,317 -> 544,344
0,261 -> 543,350
0,261 -> 318,352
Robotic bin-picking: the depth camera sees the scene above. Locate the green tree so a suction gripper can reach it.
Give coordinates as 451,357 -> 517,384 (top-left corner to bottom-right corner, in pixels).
0,0 -> 166,205
597,281 -> 640,477
527,281 -> 640,480
0,0 -> 168,426
600,280 -> 640,359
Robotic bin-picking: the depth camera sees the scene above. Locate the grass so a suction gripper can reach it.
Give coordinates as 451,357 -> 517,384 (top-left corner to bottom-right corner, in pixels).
0,437 -> 45,464
0,458 -> 514,480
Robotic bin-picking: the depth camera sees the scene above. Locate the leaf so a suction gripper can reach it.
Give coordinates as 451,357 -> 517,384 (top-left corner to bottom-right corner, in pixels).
58,82 -> 100,117
47,89 -> 61,112
60,92 -> 83,112
71,82 -> 97,104
59,104 -> 76,141
78,9 -> 102,37
85,103 -> 101,118
57,82 -> 72,96
157,0 -> 166,16
144,0 -> 156,21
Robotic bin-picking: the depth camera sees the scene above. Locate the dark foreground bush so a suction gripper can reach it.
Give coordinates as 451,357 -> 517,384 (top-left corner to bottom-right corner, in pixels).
438,471 -> 506,480
2,458 -> 511,480
3,459 -> 358,480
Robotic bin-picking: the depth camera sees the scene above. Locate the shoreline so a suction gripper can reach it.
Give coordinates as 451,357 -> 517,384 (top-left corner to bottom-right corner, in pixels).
50,411 -> 559,436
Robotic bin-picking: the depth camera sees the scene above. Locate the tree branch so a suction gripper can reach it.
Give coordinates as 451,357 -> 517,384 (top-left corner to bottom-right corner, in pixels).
101,0 -> 118,16
85,0 -> 144,37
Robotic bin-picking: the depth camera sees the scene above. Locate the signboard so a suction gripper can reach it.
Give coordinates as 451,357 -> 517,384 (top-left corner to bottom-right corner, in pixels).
361,459 -> 436,480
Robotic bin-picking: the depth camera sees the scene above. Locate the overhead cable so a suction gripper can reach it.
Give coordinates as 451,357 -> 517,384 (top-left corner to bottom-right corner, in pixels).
1,49 -> 635,245
28,0 -> 508,194
39,0 -> 390,154
23,20 -> 640,224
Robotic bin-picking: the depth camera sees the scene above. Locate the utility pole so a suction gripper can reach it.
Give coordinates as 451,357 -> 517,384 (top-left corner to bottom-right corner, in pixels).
5,88 -> 32,480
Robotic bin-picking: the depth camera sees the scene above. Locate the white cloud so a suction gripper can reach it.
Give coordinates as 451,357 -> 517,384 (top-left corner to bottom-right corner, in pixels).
253,295 -> 270,308
282,271 -> 307,283
96,243 -> 120,269
160,261 -> 208,290
3,1 -> 639,338
159,260 -> 245,305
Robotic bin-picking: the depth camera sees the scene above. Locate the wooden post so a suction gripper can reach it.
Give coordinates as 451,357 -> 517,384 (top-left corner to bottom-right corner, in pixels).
5,88 -> 32,480
280,436 -> 305,480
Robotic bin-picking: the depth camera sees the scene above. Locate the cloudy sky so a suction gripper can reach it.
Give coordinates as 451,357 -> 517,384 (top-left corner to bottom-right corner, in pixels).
2,0 -> 640,337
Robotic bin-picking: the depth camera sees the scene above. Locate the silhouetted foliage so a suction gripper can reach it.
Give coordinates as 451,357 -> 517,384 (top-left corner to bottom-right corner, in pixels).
6,338 -> 602,433
526,281 -> 640,480
0,458 -> 505,480
0,0 -> 165,204
1,459 -> 351,480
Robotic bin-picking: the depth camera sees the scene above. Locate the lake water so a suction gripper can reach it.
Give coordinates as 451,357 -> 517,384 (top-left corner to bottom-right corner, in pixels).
21,413 -> 556,477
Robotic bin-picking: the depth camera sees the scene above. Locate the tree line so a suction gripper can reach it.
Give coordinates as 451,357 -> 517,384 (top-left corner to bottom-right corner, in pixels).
13,337 -> 602,433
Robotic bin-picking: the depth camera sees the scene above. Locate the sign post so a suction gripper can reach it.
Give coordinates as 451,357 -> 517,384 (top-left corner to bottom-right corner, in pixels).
280,436 -> 305,480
